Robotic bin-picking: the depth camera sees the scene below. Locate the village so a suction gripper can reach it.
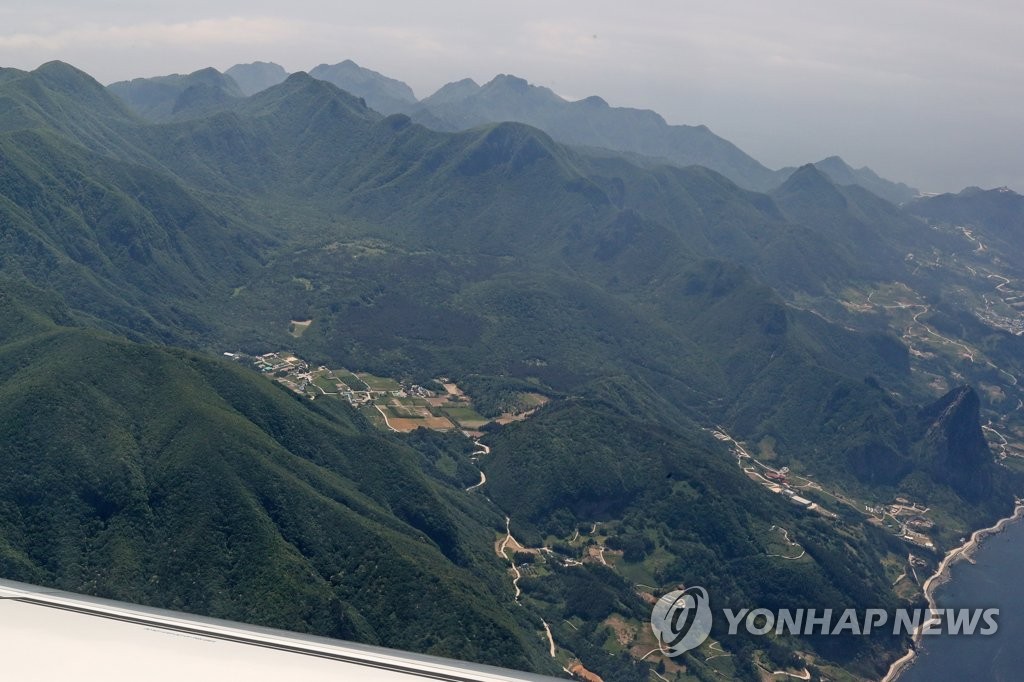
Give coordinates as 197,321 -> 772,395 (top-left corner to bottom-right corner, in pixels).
226,350 -> 546,435
230,351 -> 947,681
710,427 -> 937,551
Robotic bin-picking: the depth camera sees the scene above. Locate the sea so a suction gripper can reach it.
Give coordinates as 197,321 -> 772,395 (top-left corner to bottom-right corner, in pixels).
900,516 -> 1024,682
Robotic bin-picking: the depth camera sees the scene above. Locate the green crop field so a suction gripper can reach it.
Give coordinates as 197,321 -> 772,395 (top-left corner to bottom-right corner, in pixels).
334,370 -> 368,391
442,406 -> 488,424
357,372 -> 402,391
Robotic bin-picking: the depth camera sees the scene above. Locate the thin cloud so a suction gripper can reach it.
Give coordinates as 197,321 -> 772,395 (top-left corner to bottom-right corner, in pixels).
0,17 -> 303,51
0,0 -> 1019,190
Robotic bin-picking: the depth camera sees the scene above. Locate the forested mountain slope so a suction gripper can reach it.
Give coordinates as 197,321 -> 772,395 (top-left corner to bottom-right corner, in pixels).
0,61 -> 1019,681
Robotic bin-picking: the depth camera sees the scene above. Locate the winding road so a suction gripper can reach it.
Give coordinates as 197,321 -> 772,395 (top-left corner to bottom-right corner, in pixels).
465,470 -> 486,492
499,517 -> 523,601
766,525 -> 805,560
375,404 -> 398,431
465,439 -> 490,492
541,620 -> 556,658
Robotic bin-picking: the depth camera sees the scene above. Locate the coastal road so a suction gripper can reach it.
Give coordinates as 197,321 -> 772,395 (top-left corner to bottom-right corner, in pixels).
880,502 -> 1024,682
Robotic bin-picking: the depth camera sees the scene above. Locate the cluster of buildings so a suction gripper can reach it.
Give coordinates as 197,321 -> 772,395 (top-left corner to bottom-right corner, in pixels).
757,467 -> 814,509
224,351 -> 309,375
337,382 -> 437,406
227,351 -> 449,412
879,497 -> 936,550
406,384 -> 434,399
899,528 -> 935,550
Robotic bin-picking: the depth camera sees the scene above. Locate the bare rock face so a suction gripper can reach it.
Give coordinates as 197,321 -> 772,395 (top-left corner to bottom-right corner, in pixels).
916,386 -> 994,502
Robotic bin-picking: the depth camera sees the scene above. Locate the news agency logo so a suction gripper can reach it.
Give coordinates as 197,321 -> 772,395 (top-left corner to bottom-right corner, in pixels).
650,585 -> 999,657
649,586 -> 713,655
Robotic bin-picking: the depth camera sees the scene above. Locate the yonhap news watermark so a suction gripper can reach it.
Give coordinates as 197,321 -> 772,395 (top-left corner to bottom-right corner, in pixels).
650,586 -> 998,656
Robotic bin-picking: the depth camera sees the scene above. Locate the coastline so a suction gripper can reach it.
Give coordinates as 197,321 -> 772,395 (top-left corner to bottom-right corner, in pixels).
880,499 -> 1024,682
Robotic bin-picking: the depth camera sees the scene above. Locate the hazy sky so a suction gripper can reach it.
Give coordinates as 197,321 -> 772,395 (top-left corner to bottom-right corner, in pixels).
1,1 -> 1021,192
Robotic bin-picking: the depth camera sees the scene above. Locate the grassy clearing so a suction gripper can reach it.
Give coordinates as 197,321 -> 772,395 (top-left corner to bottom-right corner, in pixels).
288,319 -> 312,338
757,435 -> 778,461
442,382 -> 464,396
518,392 -> 549,408
357,372 -> 402,391
387,403 -> 426,419
312,376 -> 338,393
358,405 -> 387,429
442,405 -> 488,426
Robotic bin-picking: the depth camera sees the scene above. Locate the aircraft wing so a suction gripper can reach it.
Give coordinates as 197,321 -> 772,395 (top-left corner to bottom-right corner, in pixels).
0,578 -> 559,681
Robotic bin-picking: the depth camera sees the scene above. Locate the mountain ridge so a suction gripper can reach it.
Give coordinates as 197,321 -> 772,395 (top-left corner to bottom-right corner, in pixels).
309,59 -> 418,115
225,61 -> 288,96
1,59 -> 1020,681
106,60 -> 918,204
108,66 -> 242,122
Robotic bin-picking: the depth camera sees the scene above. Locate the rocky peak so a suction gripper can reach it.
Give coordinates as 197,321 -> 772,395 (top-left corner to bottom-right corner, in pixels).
917,386 -> 994,502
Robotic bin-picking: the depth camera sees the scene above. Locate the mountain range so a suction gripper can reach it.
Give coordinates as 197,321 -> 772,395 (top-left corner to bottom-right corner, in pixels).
107,60 -> 918,203
1,59 -> 1021,681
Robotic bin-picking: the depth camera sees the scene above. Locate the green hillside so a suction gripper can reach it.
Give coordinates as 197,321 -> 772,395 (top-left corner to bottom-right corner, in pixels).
0,60 -> 1020,680
0,284 -> 553,672
108,67 -> 243,122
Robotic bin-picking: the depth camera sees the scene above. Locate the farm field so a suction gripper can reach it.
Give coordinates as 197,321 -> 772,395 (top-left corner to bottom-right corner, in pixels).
235,351 -> 546,434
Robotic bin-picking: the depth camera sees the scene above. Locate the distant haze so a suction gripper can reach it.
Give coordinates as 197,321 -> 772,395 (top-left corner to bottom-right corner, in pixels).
1,0 -> 1020,193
